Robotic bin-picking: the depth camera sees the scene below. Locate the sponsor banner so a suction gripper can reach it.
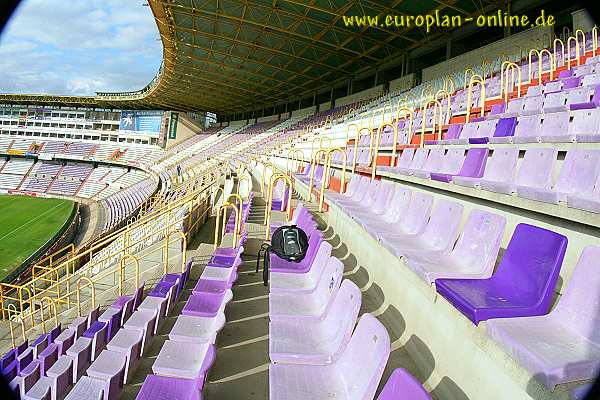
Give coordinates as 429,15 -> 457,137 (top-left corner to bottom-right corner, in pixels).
119,110 -> 163,136
168,112 -> 179,140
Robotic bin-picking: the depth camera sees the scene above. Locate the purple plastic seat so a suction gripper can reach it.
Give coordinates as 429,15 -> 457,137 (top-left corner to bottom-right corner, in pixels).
269,279 -> 361,365
405,210 -> 506,283
270,242 -> 334,293
486,246 -> 600,389
66,337 -> 92,383
86,350 -> 127,400
437,124 -> 463,145
269,258 -> 344,322
136,375 -> 201,400
83,321 -> 108,362
435,223 -> 568,325
270,231 -> 325,274
182,290 -> 233,318
515,148 -> 558,201
31,334 -> 48,359
488,117 -> 517,143
456,147 -> 519,193
433,148 -> 488,183
519,149 -> 600,204
98,307 -> 123,343
381,199 -> 464,260
64,376 -> 105,400
38,343 -> 59,376
365,191 -> 432,242
377,368 -> 431,400
269,313 -> 390,400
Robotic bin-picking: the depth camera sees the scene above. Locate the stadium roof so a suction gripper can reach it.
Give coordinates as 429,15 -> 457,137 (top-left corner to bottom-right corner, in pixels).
0,0 -> 510,114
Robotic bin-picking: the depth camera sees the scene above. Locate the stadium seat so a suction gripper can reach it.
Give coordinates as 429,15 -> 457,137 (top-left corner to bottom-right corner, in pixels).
378,368 -> 432,400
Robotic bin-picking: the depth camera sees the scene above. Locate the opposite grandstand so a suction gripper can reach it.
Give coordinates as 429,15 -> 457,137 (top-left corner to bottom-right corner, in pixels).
0,196 -> 73,278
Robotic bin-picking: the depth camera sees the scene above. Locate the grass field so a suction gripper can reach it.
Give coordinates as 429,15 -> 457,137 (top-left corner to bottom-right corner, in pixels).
0,195 -> 74,281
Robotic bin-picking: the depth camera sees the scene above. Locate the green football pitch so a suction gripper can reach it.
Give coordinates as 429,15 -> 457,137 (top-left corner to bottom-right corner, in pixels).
0,195 -> 74,281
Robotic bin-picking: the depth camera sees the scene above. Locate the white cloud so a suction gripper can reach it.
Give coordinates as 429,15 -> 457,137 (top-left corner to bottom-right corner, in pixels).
0,0 -> 162,95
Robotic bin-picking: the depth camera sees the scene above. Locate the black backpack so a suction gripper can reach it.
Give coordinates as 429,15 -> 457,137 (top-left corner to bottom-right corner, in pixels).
257,225 -> 309,286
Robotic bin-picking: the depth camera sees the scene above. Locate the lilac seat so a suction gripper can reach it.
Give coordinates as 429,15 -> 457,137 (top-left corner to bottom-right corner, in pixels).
381,199 -> 464,260
346,182 -> 395,225
512,114 -> 543,144
106,328 -> 143,383
45,355 -> 73,399
486,246 -> 600,389
136,375 -> 201,400
488,117 -> 517,142
269,313 -> 390,400
390,148 -> 415,170
123,309 -> 158,353
270,279 -> 361,365
433,148 -> 488,183
269,258 -> 344,322
334,178 -> 378,209
435,223 -> 568,325
86,350 -> 127,400
518,149 -> 600,204
152,341 -> 216,390
456,147 -> 519,192
538,111 -> 572,143
515,148 -> 558,201
437,124 -> 463,145
169,313 -> 226,344
571,107 -> 600,142
378,368 -> 431,400
468,119 -> 499,144
428,148 -> 465,181
98,307 -> 123,343
64,376 -> 104,400
269,231 -> 325,274
83,321 -> 108,361
181,290 -> 233,318
411,148 -> 445,179
405,210 -> 506,283
396,148 -> 429,175
192,278 -> 231,295
10,360 -> 40,399
66,337 -> 92,383
24,376 -> 52,400
364,191 -> 432,242
269,242 -> 334,293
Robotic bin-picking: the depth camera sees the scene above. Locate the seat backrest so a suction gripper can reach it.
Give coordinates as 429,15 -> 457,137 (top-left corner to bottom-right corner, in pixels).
402,192 -> 434,234
458,122 -> 479,140
543,91 -> 568,110
514,115 -> 542,139
409,148 -> 429,170
313,257 -> 344,311
526,85 -> 543,97
421,148 -> 445,172
444,124 -> 462,140
321,280 -> 362,357
451,210 -> 506,275
397,148 -> 414,168
544,80 -> 563,93
492,117 -> 517,139
581,73 -> 600,87
540,111 -> 570,138
457,148 -> 489,178
506,97 -> 525,113
386,186 -> 412,223
439,148 -> 465,174
566,87 -> 594,105
563,76 -> 581,90
338,313 -> 390,400
523,95 -> 543,112
419,200 -> 464,252
553,246 -> 600,341
378,368 -> 432,400
492,224 -> 567,308
372,181 -> 396,215
554,149 -> 600,194
570,108 -> 600,135
475,119 -> 499,139
515,148 -> 557,189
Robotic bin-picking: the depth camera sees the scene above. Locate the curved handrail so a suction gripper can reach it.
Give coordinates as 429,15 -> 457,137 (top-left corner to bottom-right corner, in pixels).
371,121 -> 395,179
164,229 -> 188,274
237,174 -> 251,199
39,296 -> 57,334
500,61 -> 521,102
319,148 -> 347,212
553,38 -> 565,68
76,276 -> 96,317
8,304 -> 25,348
226,193 -> 244,235
575,29 -> 587,66
119,254 -> 140,297
265,173 -> 293,240
420,99 -> 443,146
214,202 -> 239,249
465,74 -> 486,123
391,107 -> 413,166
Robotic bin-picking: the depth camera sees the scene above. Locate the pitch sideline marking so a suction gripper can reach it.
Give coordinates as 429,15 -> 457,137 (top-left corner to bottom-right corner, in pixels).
0,201 -> 69,243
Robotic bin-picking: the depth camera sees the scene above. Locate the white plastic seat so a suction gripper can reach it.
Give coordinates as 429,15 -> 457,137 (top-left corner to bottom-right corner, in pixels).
168,313 -> 226,344
270,242 -> 333,293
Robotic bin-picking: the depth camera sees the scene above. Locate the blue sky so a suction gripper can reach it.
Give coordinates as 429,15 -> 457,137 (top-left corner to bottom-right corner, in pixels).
0,0 -> 162,96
